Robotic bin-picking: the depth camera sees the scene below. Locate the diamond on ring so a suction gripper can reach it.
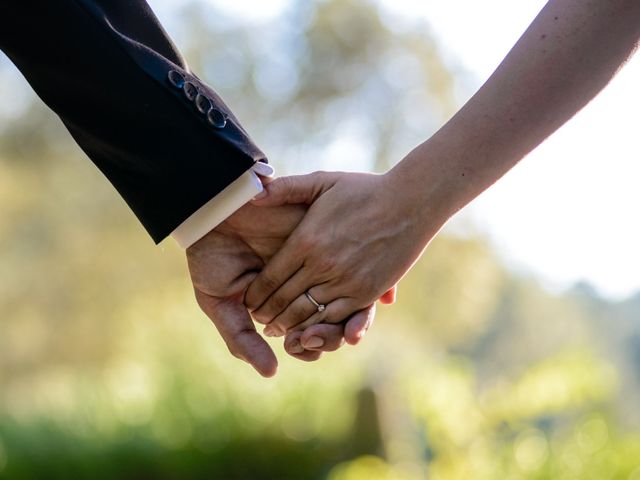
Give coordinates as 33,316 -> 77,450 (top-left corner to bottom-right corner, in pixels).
305,291 -> 326,313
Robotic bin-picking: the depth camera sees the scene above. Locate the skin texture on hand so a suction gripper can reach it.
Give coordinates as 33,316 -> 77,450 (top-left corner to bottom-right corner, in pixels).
186,202 -> 378,376
245,172 -> 433,336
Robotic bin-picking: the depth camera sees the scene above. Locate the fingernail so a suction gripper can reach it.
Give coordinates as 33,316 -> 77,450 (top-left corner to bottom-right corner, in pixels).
303,336 -> 324,349
289,340 -> 304,354
264,325 -> 277,337
252,189 -> 268,201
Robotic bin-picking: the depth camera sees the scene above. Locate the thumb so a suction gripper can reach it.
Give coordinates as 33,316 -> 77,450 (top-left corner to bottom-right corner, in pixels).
251,172 -> 336,207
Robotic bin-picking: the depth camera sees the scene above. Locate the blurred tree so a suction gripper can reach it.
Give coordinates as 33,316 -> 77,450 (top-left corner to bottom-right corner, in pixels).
176,0 -> 456,173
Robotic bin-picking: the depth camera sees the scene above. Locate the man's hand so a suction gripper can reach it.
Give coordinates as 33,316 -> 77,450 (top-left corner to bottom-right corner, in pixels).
188,227 -> 274,375
186,202 -> 378,376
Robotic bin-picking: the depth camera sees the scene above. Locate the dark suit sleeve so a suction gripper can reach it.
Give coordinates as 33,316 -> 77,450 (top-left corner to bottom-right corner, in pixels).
0,0 -> 266,243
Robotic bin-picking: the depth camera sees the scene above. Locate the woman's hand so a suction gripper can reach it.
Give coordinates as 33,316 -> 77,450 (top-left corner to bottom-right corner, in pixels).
188,200 -> 389,375
245,170 -> 441,335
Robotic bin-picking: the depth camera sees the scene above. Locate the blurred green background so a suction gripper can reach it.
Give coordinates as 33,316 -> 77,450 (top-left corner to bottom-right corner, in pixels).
1,0 -> 640,478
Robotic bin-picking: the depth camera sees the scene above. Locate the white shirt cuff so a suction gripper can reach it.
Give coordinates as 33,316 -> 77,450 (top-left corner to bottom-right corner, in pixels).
171,162 -> 274,249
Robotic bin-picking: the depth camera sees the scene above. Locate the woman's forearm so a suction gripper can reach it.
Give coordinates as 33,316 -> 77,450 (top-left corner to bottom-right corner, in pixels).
392,0 -> 640,225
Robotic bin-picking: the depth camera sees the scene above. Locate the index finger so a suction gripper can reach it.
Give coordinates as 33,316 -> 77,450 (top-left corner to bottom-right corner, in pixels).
244,236 -> 305,312
195,289 -> 278,378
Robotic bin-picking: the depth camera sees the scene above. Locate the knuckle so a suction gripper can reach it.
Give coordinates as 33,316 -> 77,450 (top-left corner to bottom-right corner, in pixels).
315,257 -> 337,275
308,171 -> 322,183
276,177 -> 290,195
272,176 -> 296,204
314,236 -> 336,257
310,170 -> 328,181
297,233 -> 316,254
271,177 -> 285,190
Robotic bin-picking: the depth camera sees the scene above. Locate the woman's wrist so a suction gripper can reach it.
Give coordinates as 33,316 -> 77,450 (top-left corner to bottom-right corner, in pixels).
386,135 -> 474,237
378,159 -> 442,259
387,97 -> 524,232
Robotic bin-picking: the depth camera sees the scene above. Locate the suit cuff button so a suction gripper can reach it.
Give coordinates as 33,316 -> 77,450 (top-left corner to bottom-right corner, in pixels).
183,81 -> 198,102
167,70 -> 185,89
207,108 -> 227,129
195,94 -> 212,115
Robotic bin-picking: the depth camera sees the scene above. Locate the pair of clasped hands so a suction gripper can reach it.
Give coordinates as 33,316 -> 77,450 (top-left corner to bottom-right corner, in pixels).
185,0 -> 640,376
186,170 -> 429,377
